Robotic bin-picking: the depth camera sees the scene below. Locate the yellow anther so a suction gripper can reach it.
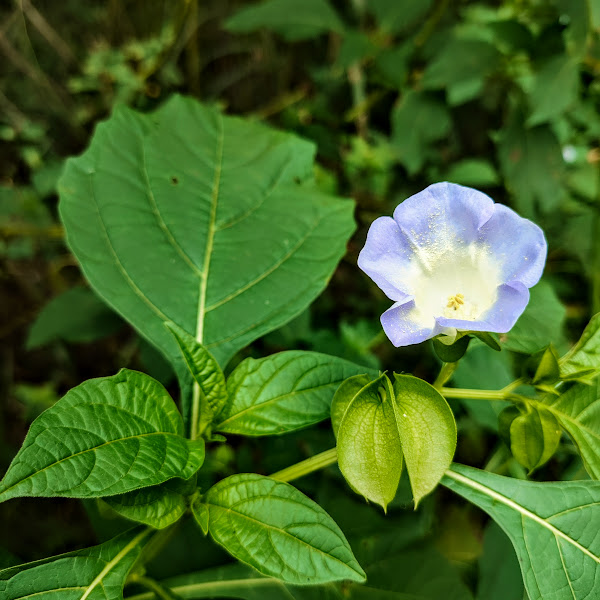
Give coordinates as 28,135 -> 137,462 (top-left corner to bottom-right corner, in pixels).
447,293 -> 465,310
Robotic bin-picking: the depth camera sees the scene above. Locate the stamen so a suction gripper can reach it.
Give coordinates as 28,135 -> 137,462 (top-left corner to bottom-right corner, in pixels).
447,293 -> 465,310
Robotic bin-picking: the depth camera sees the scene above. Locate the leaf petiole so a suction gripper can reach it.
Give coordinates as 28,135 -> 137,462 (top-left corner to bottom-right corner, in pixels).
269,447 -> 338,483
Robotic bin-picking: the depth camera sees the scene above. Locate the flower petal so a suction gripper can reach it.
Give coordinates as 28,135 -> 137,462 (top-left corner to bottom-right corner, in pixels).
477,204 -> 547,288
393,182 -> 495,252
357,216 -> 415,302
380,300 -> 437,346
436,282 -> 530,333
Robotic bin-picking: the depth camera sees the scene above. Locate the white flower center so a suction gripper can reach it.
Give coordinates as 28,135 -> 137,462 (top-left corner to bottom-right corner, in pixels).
409,242 -> 500,324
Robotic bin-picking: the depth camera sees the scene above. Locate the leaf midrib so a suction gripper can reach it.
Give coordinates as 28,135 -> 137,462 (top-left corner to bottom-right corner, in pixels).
206,499 -> 362,578
80,528 -> 152,600
443,467 -> 600,565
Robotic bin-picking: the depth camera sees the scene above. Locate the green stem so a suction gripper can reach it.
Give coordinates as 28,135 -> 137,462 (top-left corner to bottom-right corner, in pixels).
270,448 -> 338,483
433,362 -> 458,390
128,575 -> 177,600
440,387 -> 508,401
441,378 -> 527,402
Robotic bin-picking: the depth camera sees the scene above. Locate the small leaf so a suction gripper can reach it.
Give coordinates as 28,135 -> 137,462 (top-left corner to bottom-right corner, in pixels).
103,477 -> 196,529
532,345 -> 561,385
0,527 -> 151,599
0,369 -> 205,502
473,331 -> 501,352
225,0 -> 345,40
26,286 -> 122,349
191,497 -> 209,534
166,321 -> 228,434
216,351 -> 374,436
421,38 -> 501,105
392,375 -> 457,506
369,0 -> 434,34
443,463 -> 600,600
336,375 -> 403,511
203,473 -> 365,584
560,313 -> 600,382
330,373 -> 372,438
445,159 -> 500,187
508,405 -> 562,472
432,335 -> 471,363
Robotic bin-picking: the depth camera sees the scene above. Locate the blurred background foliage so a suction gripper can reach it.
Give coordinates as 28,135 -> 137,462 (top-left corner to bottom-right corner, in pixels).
1,0 -> 600,597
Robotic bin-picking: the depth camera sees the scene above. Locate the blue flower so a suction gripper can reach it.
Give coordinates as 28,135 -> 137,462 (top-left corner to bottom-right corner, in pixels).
358,182 -> 547,347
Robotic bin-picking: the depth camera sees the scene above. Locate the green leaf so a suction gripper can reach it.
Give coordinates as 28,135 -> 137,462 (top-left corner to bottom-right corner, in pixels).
0,527 -> 151,599
225,0 -> 345,40
508,404 -> 562,472
216,351 -> 374,436
27,286 -> 122,349
368,0 -> 434,34
202,473 -> 366,585
532,345 -> 561,385
560,313 -> 600,381
476,522 -> 524,600
497,108 -> 565,216
421,38 -> 501,105
391,91 -> 452,175
392,375 -> 457,506
542,379 -> 600,479
502,281 -> 566,354
0,369 -> 205,502
330,373 -> 372,438
335,375 -> 403,511
527,55 -> 579,126
191,496 -> 209,535
444,159 -> 500,187
58,96 -> 356,423
166,322 -> 228,436
443,463 -> 600,600
103,477 -> 196,529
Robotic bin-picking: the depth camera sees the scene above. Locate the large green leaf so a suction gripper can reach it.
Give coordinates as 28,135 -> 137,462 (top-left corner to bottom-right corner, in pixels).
225,0 -> 345,40
58,95 -> 355,421
215,351 -> 374,436
202,473 -> 366,585
103,477 -> 196,530
392,375 -> 457,506
0,527 -> 151,599
542,378 -> 600,478
335,375 -> 403,511
443,463 -> 600,600
0,370 -> 205,502
560,313 -> 600,381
